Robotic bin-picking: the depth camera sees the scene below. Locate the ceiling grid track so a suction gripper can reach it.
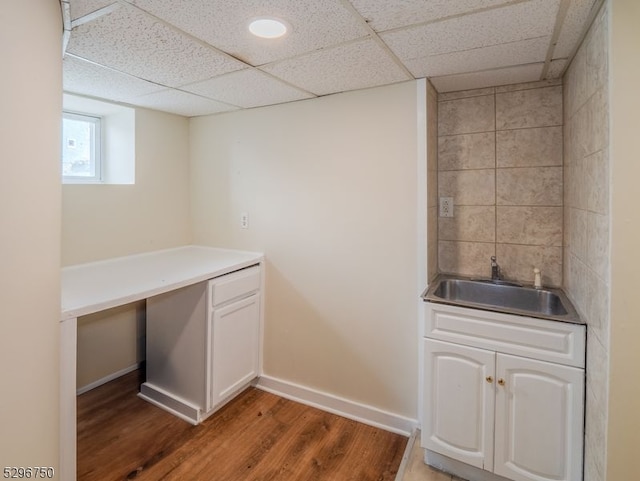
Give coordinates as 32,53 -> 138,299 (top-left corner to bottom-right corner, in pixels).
339,0 -> 414,80
540,0 -> 573,80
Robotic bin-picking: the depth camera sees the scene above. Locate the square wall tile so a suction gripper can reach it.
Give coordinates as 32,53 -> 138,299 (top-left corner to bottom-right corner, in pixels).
586,330 -> 609,411
428,168 -> 438,208
586,272 -> 610,347
496,85 -> 563,129
439,170 -> 495,206
496,126 -> 563,167
439,241 -> 495,278
586,87 -> 609,156
569,47 -> 589,118
565,252 -> 588,316
497,167 -> 563,206
439,206 -> 496,243
497,206 -> 563,246
586,212 -> 609,280
584,425 -> 606,481
439,132 -> 495,171
567,207 -> 588,261
585,150 -> 609,215
438,95 -> 495,136
585,10 -> 608,99
496,244 -> 563,286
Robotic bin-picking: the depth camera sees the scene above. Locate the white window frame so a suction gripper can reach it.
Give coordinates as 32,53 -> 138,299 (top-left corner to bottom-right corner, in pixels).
62,110 -> 103,183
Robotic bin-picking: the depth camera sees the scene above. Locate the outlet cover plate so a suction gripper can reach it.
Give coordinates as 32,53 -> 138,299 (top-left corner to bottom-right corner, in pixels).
440,197 -> 453,217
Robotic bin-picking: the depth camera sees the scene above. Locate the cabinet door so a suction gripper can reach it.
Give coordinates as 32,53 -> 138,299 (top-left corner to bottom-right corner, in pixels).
422,339 -> 496,471
494,354 -> 584,481
208,293 -> 260,410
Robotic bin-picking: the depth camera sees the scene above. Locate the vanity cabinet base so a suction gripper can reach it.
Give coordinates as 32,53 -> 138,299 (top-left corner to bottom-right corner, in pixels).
425,450 -> 512,481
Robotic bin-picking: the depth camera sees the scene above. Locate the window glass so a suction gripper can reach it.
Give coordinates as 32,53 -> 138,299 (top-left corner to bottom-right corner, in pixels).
62,112 -> 101,182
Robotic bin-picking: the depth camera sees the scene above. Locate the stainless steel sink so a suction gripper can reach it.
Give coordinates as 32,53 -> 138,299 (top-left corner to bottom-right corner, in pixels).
423,276 -> 581,323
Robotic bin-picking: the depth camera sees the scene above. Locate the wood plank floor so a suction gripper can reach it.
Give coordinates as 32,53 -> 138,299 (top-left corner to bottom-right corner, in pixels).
78,370 -> 407,481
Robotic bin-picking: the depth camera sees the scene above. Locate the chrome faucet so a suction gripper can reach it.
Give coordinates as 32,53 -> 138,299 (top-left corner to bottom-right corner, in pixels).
490,256 -> 501,280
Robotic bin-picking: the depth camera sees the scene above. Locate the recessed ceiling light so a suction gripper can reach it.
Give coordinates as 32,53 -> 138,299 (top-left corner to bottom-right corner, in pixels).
248,17 -> 288,39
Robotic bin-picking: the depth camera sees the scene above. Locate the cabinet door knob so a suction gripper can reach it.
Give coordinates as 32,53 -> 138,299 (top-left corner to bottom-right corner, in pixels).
485,376 -> 493,383
498,378 -> 505,386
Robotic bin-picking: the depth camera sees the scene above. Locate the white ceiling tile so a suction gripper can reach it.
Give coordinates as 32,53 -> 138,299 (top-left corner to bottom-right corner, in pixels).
431,63 -> 544,93
553,0 -> 598,58
182,69 -> 315,109
66,4 -> 246,87
350,0 -> 515,32
63,0 -> 597,115
381,0 -> 560,59
406,36 -> 550,78
132,89 -> 238,117
262,39 -> 411,96
131,0 -> 369,66
63,55 -> 166,102
69,0 -> 116,21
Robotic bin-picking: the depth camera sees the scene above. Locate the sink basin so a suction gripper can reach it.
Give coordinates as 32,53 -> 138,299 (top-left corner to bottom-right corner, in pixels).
423,276 -> 581,323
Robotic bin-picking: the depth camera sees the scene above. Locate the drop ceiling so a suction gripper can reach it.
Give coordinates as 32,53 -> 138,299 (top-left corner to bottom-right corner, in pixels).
62,0 -> 602,117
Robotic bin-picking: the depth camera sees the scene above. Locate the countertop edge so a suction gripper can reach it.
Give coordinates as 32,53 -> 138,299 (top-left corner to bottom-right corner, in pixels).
61,246 -> 264,321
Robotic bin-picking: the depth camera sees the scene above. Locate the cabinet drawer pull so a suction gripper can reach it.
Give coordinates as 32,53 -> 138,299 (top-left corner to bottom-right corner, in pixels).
498,378 -> 506,386
486,376 -> 493,383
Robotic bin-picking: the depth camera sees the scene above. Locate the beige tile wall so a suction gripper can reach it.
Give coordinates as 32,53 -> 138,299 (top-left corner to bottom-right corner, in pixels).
437,80 -> 564,285
563,3 -> 610,481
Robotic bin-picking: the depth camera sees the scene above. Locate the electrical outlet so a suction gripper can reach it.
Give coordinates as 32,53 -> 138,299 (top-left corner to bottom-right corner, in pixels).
439,197 -> 454,218
240,212 -> 249,229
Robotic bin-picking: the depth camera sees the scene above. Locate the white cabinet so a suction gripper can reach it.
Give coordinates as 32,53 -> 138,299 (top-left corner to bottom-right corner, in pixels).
208,268 -> 261,411
140,264 -> 261,424
423,339 -> 495,471
494,354 -> 584,481
422,303 -> 585,481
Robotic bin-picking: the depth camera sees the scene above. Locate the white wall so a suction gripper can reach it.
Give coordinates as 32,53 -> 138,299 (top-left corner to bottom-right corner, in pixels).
0,0 -> 61,471
607,0 -> 640,478
191,82 -> 420,418
63,107 -> 192,389
62,108 -> 191,265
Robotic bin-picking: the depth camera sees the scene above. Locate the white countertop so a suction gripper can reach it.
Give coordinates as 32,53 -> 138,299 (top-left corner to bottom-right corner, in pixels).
61,245 -> 263,321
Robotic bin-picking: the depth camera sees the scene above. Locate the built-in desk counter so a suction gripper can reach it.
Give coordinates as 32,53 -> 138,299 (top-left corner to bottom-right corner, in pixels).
60,246 -> 264,481
62,245 -> 263,320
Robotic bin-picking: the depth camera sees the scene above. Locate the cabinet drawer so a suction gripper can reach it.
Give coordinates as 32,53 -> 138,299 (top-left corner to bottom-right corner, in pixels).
425,303 -> 585,368
209,265 -> 260,307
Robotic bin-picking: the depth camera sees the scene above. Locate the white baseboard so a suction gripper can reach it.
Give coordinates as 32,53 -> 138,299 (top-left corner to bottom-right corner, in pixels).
76,363 -> 141,395
255,375 -> 418,436
138,382 -> 200,425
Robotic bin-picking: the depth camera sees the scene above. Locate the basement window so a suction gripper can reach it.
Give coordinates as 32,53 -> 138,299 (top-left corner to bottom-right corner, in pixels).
62,94 -> 135,185
62,111 -> 102,182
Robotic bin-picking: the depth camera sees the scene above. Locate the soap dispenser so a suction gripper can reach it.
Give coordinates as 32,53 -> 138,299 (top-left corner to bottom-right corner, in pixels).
533,268 -> 542,289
